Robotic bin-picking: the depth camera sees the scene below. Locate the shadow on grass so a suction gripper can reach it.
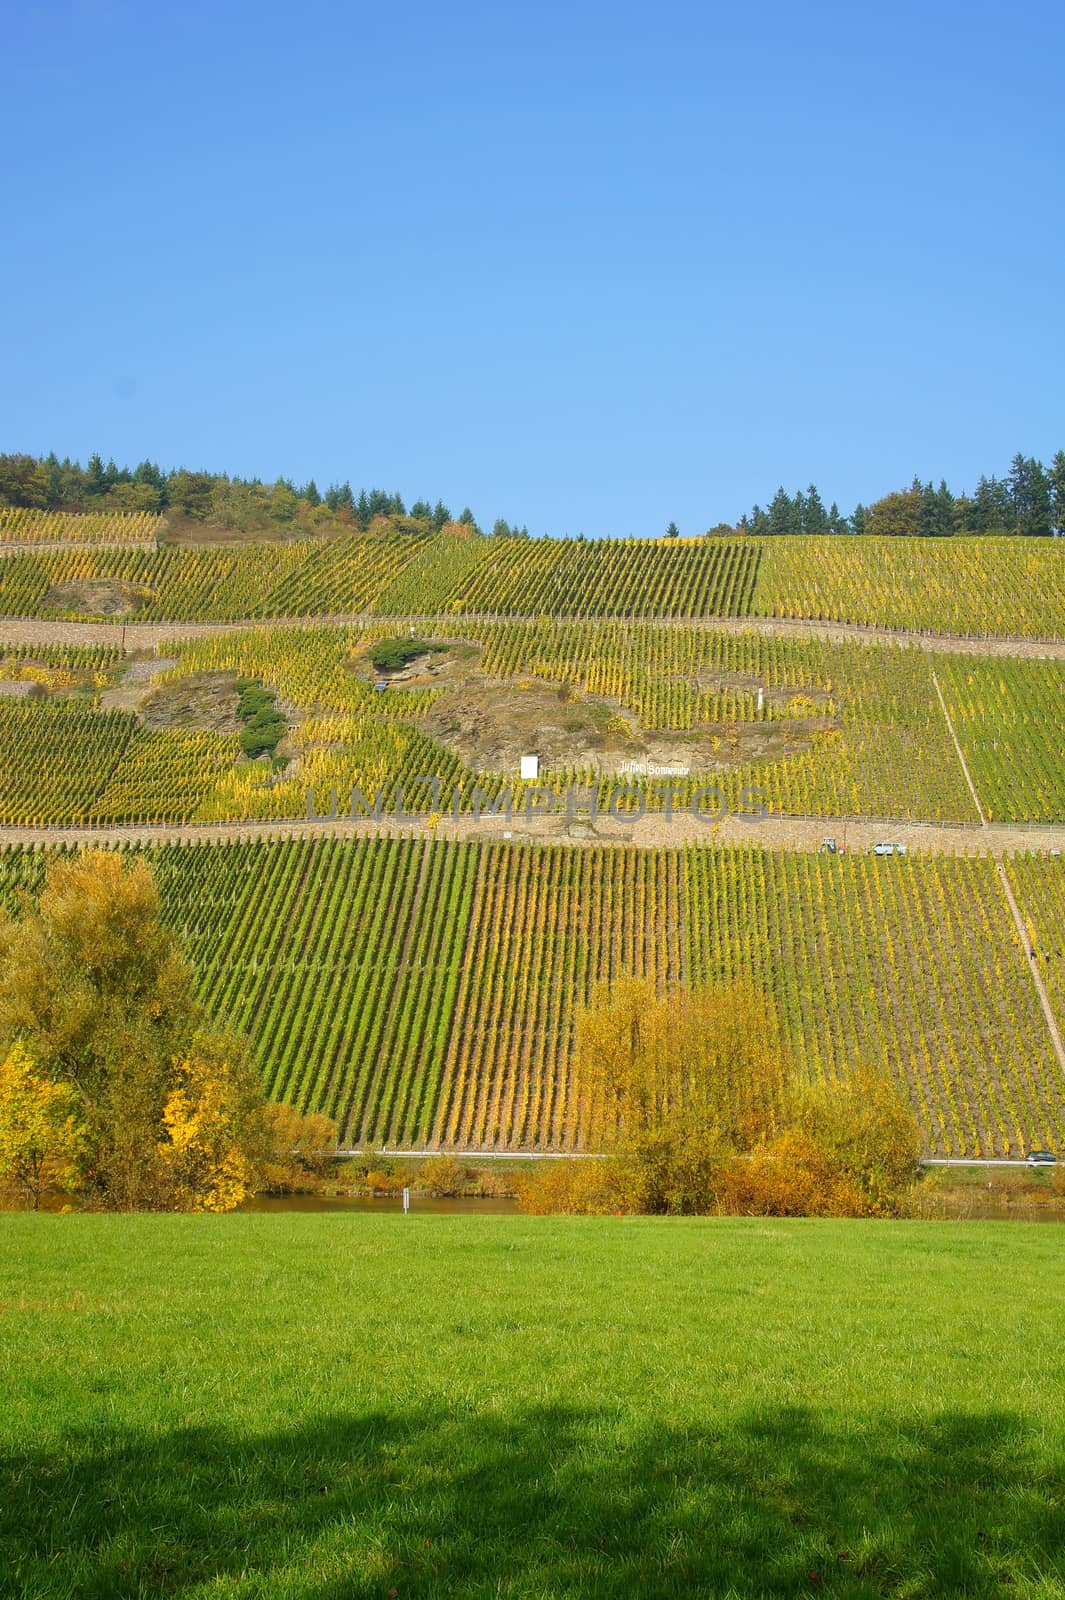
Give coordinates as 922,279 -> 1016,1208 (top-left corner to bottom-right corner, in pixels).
3,1405 -> 1063,1597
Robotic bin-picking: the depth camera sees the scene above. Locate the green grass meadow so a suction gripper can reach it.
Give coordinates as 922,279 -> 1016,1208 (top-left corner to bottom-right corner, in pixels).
2,1216 -> 1064,1598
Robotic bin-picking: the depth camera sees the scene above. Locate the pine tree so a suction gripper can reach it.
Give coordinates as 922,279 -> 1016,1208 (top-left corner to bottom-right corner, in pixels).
665,521 -> 680,538
767,487 -> 792,536
804,484 -> 828,534
1008,453 -> 1053,536
1050,450 -> 1065,537
790,490 -> 806,534
85,453 -> 107,498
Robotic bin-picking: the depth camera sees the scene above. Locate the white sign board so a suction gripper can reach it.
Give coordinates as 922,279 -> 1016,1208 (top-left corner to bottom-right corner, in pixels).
520,755 -> 539,781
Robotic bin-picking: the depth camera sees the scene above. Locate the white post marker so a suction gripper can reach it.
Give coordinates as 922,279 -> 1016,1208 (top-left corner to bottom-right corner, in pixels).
402,1186 -> 410,1213
520,754 -> 539,781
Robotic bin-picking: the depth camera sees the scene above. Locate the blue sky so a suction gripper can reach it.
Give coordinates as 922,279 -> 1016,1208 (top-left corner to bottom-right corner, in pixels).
3,0 -> 1062,535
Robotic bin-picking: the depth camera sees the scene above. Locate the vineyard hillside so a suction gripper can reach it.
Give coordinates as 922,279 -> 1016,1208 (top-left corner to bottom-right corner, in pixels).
0,837 -> 1063,1160
0,521 -> 1063,1166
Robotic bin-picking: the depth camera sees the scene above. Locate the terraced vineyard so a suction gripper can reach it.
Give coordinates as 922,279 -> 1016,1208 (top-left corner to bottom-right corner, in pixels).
1,836 -> 1060,1157
0,507 -> 162,545
0,700 -> 238,824
3,618 -> 1064,826
157,620 -> 1065,824
0,528 -> 1063,637
753,534 -> 1065,638
0,533 -> 429,621
447,534 -> 760,617
935,655 -> 1065,822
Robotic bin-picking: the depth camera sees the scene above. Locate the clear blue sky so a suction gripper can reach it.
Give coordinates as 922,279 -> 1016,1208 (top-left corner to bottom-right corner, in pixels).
3,0 -> 1062,536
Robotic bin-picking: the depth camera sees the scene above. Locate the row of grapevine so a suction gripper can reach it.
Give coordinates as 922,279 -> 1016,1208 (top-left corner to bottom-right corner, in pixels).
0,701 -> 135,822
373,532 -> 496,614
0,641 -> 123,672
754,534 -> 1065,638
154,834 -> 478,1146
0,531 -> 760,622
452,534 -> 760,618
0,508 -> 162,545
0,529 -> 1062,633
0,837 -> 1059,1155
0,700 -> 238,825
935,656 -> 1065,823
0,533 -> 428,621
1004,856 -> 1065,1048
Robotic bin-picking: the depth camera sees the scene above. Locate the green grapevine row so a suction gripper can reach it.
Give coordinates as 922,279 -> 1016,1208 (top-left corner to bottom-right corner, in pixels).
754,534 -> 1065,638
1,837 -> 1060,1156
0,508 -> 162,545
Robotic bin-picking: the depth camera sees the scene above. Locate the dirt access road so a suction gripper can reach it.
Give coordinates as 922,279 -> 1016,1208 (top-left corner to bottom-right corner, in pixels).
0,809 -> 1060,858
1,612 -> 1064,659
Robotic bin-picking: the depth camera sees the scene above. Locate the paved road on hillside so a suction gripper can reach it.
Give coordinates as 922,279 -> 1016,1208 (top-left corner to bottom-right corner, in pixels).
1,612 -> 1064,658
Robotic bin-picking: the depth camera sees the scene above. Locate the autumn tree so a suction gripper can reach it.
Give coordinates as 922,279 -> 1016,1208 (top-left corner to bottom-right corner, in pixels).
0,1043 -> 85,1209
789,1062 -> 922,1212
159,1036 -> 265,1212
520,979 -> 921,1217
0,850 -> 265,1211
866,485 -> 923,538
255,1101 -> 338,1194
577,977 -> 791,1213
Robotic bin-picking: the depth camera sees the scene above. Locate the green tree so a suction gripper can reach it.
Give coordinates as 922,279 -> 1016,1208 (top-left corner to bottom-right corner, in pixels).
1048,450 -> 1065,537
767,487 -> 793,536
803,484 -> 828,534
664,521 -> 680,539
1008,453 -> 1053,536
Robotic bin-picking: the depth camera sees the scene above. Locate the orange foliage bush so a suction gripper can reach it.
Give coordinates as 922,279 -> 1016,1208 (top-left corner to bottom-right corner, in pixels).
714,1130 -> 872,1217
515,1159 -> 631,1216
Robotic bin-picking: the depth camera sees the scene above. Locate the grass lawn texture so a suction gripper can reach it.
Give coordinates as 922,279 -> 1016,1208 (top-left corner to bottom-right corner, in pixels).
2,1218 -> 1064,1598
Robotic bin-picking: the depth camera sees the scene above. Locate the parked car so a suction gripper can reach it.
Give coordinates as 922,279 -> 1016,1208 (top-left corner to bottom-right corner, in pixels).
871,842 -> 907,856
1025,1150 -> 1057,1166
821,838 -> 838,854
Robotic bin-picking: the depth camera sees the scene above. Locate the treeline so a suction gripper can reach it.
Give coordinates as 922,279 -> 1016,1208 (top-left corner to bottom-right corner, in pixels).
3,447 -> 1063,539
737,451 -> 1065,538
0,451 -> 510,538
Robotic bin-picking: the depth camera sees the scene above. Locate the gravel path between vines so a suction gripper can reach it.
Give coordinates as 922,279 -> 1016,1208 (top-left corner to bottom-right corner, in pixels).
1,811 -> 1061,857
0,612 -> 1064,658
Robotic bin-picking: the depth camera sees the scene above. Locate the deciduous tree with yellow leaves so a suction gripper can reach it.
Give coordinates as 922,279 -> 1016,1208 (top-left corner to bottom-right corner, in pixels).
0,1042 -> 86,1209
0,850 -> 270,1211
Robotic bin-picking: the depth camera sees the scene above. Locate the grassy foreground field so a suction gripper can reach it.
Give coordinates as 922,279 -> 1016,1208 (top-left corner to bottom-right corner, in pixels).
2,1217 -> 1064,1598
